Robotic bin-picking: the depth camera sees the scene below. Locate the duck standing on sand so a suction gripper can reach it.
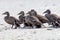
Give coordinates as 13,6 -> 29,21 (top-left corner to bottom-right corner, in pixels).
18,11 -> 25,28
29,9 -> 49,24
43,9 -> 60,28
3,12 -> 20,29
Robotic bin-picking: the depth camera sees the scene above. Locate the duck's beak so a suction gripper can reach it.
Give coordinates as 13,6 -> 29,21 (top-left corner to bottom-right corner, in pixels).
43,11 -> 47,14
26,13 -> 29,14
18,12 -> 23,15
2,13 -> 6,15
17,13 -> 21,15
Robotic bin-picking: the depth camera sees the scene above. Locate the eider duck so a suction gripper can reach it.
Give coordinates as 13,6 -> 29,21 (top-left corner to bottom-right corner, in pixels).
43,9 -> 60,27
3,12 -> 20,29
29,9 -> 49,23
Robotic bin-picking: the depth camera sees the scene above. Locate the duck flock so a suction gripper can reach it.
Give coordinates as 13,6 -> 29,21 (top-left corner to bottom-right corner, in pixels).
2,9 -> 60,29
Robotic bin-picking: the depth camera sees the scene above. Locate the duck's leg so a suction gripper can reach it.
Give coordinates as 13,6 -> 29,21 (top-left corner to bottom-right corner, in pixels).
11,25 -> 14,29
14,26 -> 17,29
18,25 -> 21,28
14,24 -> 20,29
52,22 -> 57,28
14,22 -> 20,29
13,20 -> 18,29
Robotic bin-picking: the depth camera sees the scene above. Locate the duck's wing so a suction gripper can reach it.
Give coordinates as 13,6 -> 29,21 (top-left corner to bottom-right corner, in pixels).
50,14 -> 59,20
37,15 -> 49,23
10,17 -> 21,24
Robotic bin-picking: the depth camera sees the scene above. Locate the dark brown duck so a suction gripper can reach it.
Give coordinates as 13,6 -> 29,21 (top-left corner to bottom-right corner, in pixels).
18,11 -> 28,28
28,9 -> 49,24
18,11 -> 25,24
3,12 -> 20,29
25,15 -> 42,28
26,11 -> 46,28
43,9 -> 60,27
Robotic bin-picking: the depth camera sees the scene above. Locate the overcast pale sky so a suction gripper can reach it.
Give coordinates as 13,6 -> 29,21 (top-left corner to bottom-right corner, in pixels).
0,0 -> 60,13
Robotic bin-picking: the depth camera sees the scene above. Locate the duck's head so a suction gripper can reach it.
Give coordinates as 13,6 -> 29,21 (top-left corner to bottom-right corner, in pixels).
30,9 -> 37,16
27,9 -> 35,15
43,9 -> 51,14
31,9 -> 35,11
18,11 -> 24,15
3,12 -> 9,15
27,9 -> 37,16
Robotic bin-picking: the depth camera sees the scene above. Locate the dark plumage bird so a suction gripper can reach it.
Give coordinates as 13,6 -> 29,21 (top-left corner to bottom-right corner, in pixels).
28,9 -> 49,24
18,11 -> 36,28
25,14 -> 42,28
43,9 -> 60,27
26,10 -> 46,28
18,11 -> 25,24
36,15 -> 49,23
3,12 -> 20,29
18,11 -> 27,28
